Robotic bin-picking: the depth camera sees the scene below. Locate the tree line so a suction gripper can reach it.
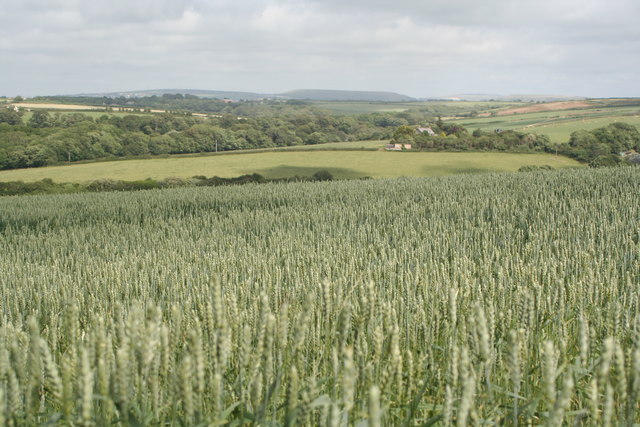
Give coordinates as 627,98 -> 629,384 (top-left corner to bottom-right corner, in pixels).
559,122 -> 640,166
391,119 -> 640,166
0,107 -> 411,170
0,171 -> 340,197
391,119 -> 552,152
2,97 -> 639,171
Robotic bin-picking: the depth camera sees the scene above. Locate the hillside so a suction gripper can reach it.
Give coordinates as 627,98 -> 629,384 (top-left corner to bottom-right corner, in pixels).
76,89 -> 269,101
72,88 -> 416,102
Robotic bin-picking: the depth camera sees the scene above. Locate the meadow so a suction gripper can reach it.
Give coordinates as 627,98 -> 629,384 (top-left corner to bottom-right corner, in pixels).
0,167 -> 638,425
0,151 -> 581,183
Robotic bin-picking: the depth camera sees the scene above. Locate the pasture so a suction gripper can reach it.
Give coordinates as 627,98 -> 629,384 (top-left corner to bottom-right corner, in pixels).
0,151 -> 581,183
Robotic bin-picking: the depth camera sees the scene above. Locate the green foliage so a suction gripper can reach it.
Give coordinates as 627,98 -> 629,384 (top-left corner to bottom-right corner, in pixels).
0,168 -> 638,425
517,165 -> 553,172
398,123 -> 548,152
0,172 -> 340,196
0,105 -> 406,170
0,178 -> 81,196
27,110 -> 54,128
0,107 -> 24,125
86,178 -> 160,192
311,170 -> 333,181
589,154 -> 623,168
392,125 -> 416,143
562,122 -> 640,163
194,173 -> 267,187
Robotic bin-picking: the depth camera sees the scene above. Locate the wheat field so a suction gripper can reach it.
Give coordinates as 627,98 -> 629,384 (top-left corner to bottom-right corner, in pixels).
0,167 -> 638,425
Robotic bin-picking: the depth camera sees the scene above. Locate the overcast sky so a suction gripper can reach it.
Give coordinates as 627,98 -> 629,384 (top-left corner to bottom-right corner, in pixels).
1,0 -> 639,98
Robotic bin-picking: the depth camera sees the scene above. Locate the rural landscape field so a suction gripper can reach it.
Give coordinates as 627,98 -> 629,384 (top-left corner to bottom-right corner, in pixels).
1,92 -> 640,425
2,0 -> 640,425
1,92 -> 640,424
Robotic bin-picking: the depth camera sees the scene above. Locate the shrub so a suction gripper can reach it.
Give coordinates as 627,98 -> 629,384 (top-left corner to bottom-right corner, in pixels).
518,165 -> 553,172
312,170 -> 334,181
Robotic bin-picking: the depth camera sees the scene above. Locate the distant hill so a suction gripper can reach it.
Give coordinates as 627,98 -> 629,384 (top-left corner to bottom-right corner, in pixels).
76,89 -> 269,101
428,94 -> 586,102
70,89 -> 584,103
75,89 -> 416,102
281,89 -> 415,102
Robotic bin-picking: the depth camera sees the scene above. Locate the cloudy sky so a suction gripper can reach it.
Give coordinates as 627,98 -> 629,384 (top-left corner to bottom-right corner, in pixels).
1,0 -> 639,98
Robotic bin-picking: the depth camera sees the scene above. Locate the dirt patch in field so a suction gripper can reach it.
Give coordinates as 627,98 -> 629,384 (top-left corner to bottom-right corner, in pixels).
493,101 -> 593,116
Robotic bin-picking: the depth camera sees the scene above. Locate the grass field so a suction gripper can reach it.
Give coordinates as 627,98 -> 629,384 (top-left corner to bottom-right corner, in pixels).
447,100 -> 640,142
265,140 -> 385,151
526,115 -> 640,142
0,151 -> 581,183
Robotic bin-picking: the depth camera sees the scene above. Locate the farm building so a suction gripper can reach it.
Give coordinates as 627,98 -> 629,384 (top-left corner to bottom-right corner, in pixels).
417,127 -> 436,136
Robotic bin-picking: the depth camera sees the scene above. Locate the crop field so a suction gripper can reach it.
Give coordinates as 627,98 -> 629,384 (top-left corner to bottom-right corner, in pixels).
0,151 -> 581,183
310,101 -> 526,115
310,101 -> 417,114
0,167 -> 638,425
13,102 -> 168,115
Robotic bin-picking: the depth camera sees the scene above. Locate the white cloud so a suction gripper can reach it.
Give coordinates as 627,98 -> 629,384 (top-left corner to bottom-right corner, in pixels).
0,0 -> 638,97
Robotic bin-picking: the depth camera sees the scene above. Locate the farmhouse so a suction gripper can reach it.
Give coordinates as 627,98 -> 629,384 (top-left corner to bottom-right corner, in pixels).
417,127 -> 436,136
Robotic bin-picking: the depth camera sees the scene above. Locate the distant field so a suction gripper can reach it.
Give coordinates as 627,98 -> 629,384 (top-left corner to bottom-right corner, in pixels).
14,102 -> 109,111
0,151 -> 582,183
447,100 -> 640,142
310,101 -> 414,114
309,100 -> 527,115
14,102 -> 168,113
526,115 -> 640,142
13,103 -> 216,121
19,110 -> 156,122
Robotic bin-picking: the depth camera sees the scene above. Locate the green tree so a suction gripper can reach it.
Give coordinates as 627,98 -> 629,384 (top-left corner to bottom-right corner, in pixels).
0,108 -> 23,125
122,132 -> 150,156
589,154 -> 622,168
392,125 -> 416,143
28,110 -> 54,128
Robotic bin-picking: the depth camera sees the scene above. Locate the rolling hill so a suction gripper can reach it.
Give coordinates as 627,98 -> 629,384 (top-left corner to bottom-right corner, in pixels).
72,88 -> 416,102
